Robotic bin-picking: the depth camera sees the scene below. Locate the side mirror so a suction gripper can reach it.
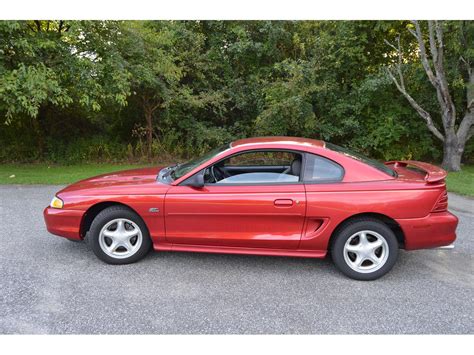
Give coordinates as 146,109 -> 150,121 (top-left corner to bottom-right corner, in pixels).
182,171 -> 205,188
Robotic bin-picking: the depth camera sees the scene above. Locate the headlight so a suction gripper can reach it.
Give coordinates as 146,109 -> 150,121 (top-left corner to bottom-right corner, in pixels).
50,196 -> 64,209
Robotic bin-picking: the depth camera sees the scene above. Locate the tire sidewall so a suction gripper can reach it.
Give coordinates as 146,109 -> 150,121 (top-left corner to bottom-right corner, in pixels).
89,207 -> 151,264
331,220 -> 399,281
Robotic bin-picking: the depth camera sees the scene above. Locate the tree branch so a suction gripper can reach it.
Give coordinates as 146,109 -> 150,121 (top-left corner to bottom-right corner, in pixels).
457,113 -> 474,143
458,70 -> 474,143
27,23 -> 36,33
411,21 -> 438,88
385,35 -> 445,142
386,67 -> 445,142
468,126 -> 474,141
433,21 -> 457,128
459,21 -> 472,77
467,71 -> 474,111
411,21 -> 456,132
427,21 -> 438,65
150,101 -> 161,113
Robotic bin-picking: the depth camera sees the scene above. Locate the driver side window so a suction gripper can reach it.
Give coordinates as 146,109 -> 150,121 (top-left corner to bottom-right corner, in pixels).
205,150 -> 303,185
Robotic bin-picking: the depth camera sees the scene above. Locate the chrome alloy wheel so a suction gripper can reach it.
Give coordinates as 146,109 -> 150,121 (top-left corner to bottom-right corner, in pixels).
343,230 -> 389,274
98,218 -> 143,259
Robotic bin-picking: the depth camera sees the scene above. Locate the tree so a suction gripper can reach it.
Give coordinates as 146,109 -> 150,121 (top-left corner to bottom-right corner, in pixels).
0,20 -> 131,156
118,21 -> 182,157
1,20 -> 471,165
385,21 -> 473,171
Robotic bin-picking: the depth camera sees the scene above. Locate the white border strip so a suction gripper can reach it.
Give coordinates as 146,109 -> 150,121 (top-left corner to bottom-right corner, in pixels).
1,0 -> 474,20
1,335 -> 473,355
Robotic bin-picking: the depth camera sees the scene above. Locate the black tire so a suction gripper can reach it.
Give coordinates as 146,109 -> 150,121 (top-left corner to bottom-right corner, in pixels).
89,206 -> 152,264
330,218 -> 398,281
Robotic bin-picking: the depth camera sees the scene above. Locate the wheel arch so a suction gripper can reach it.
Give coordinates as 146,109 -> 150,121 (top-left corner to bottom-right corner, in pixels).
328,212 -> 405,250
80,201 -> 143,239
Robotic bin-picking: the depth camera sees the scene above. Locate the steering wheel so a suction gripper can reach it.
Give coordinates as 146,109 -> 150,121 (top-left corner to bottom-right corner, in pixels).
210,165 -> 219,182
211,165 -> 230,182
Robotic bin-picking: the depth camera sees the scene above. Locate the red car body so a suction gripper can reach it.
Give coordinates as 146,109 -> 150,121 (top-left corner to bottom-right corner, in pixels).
44,137 -> 458,258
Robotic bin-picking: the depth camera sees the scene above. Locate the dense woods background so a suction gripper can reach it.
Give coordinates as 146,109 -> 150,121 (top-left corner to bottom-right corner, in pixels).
0,20 -> 472,168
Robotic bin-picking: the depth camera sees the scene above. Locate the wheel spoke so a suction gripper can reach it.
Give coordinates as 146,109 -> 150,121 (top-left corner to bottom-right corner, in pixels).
359,232 -> 368,245
354,255 -> 365,267
124,229 -> 139,238
107,240 -> 119,253
368,252 -> 380,264
103,229 -> 116,238
116,220 -> 125,233
370,239 -> 383,250
345,243 -> 360,253
123,239 -> 134,252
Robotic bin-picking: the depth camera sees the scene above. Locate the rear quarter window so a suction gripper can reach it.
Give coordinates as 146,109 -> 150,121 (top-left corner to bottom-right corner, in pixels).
304,153 -> 344,183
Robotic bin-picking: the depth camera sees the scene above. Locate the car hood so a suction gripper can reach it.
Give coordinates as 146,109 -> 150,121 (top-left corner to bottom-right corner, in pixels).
57,167 -> 169,195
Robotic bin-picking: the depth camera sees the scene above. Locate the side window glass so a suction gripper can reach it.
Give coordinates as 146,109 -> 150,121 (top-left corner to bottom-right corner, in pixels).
304,154 -> 344,183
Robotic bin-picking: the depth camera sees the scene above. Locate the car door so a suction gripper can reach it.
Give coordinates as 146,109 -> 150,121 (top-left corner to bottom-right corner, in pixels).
164,150 -> 307,249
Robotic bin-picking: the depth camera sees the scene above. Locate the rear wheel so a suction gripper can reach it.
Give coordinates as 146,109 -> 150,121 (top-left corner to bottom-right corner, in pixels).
331,218 -> 398,281
89,206 -> 152,264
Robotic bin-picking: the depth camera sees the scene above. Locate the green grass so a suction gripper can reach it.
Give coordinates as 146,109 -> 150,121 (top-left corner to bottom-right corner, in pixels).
446,165 -> 474,197
0,163 -> 153,185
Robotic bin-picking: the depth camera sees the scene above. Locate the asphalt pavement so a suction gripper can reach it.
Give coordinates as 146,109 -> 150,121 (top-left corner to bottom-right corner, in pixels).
0,185 -> 472,334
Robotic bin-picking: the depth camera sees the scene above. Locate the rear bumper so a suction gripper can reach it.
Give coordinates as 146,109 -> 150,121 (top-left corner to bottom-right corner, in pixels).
43,206 -> 84,240
396,211 -> 458,250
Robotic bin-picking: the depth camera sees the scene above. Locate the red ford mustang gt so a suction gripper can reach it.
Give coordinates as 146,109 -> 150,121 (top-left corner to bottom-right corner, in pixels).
44,137 -> 458,280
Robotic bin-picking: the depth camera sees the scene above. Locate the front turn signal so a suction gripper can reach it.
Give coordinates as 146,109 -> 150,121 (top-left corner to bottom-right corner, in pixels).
50,196 -> 64,209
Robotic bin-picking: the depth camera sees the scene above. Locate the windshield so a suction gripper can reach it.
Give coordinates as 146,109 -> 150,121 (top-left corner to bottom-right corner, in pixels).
326,143 -> 397,177
170,144 -> 231,180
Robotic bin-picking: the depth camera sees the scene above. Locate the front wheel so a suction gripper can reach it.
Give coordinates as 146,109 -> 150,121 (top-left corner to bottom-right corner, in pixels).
331,218 -> 398,281
89,206 -> 152,264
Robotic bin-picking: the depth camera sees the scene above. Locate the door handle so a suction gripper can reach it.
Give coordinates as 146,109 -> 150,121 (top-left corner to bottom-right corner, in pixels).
274,199 -> 294,207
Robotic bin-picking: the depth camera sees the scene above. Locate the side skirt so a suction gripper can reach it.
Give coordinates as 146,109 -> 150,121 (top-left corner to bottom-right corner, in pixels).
153,242 -> 327,258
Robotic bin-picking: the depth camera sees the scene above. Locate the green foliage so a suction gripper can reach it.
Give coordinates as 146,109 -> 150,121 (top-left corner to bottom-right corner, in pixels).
0,21 -> 130,120
45,136 -> 130,164
0,20 -> 472,165
256,60 -> 317,136
0,63 -> 72,120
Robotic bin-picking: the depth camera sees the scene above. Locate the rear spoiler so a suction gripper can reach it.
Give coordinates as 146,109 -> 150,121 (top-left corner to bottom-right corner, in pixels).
384,160 -> 447,183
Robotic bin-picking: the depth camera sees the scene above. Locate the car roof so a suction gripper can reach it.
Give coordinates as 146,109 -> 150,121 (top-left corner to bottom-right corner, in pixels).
231,136 -> 325,148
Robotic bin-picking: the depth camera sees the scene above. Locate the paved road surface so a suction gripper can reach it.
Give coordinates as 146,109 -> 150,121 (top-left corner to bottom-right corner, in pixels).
0,185 -> 472,334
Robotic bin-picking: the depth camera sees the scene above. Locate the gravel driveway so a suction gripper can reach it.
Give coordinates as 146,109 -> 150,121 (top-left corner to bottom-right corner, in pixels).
0,185 -> 472,334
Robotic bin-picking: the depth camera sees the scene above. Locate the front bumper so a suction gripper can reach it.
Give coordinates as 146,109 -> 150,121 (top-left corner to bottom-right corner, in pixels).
396,211 -> 458,250
43,206 -> 84,240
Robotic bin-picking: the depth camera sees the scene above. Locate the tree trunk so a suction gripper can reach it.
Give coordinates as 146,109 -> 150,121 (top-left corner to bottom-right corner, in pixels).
144,109 -> 153,159
32,118 -> 45,158
34,106 -> 48,158
441,137 -> 463,172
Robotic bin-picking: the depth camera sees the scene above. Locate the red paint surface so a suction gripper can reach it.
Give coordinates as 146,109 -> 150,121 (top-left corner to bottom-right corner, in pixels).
43,137 -> 458,257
